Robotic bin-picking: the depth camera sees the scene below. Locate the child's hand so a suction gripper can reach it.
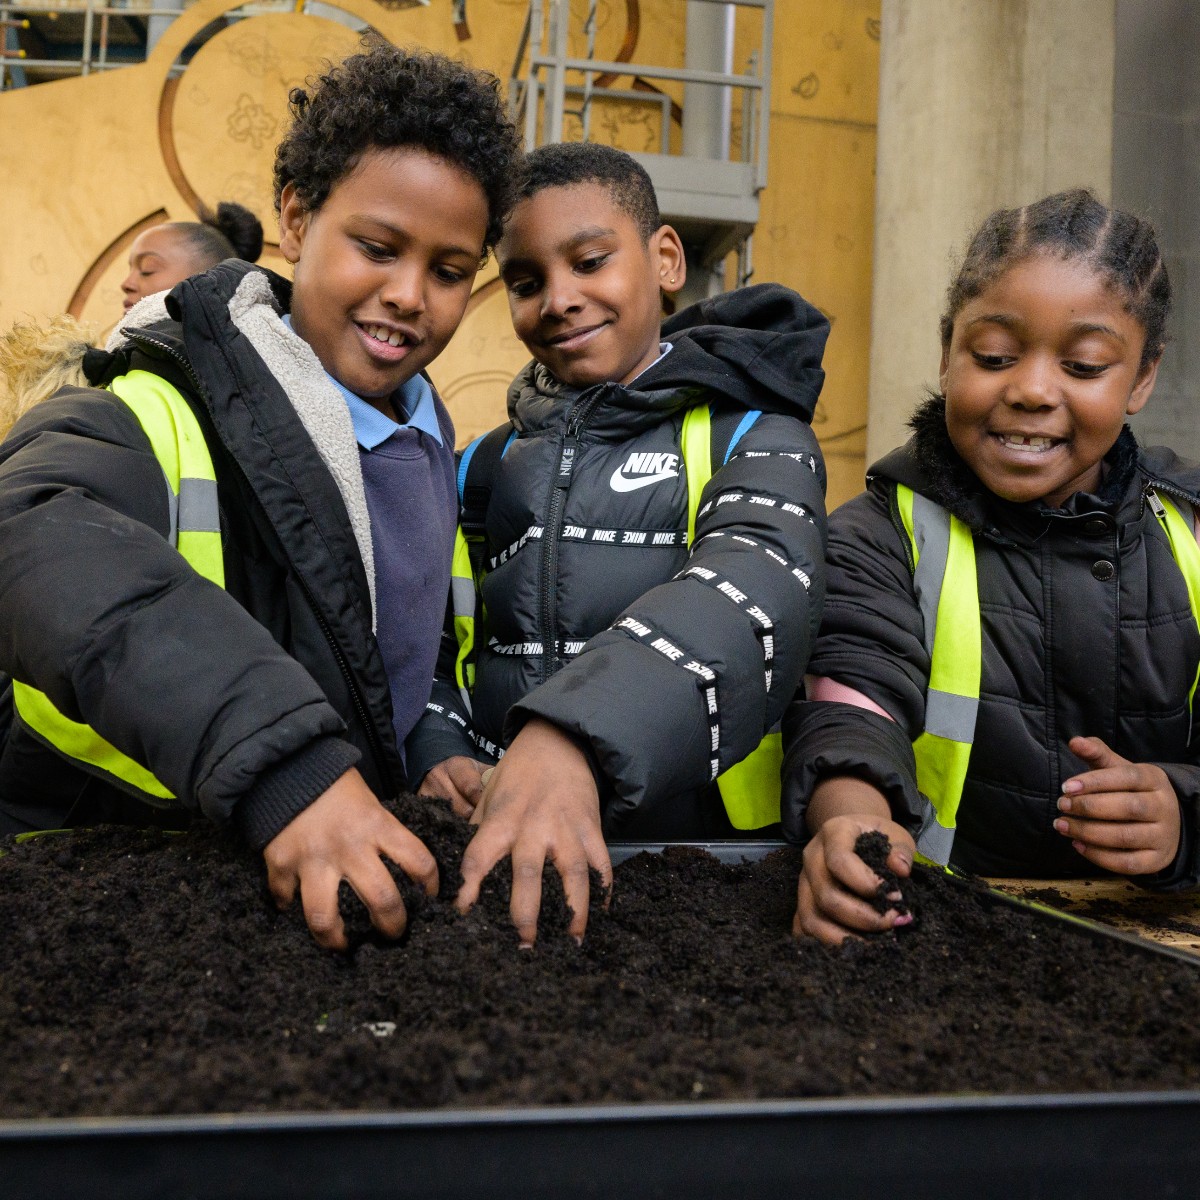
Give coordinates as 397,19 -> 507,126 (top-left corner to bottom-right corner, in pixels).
1056,735 -> 1182,876
418,756 -> 490,819
456,718 -> 611,947
794,813 -> 916,945
263,768 -> 438,952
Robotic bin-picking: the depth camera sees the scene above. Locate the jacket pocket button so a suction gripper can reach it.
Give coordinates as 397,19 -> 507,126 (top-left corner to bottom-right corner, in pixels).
1091,560 -> 1115,581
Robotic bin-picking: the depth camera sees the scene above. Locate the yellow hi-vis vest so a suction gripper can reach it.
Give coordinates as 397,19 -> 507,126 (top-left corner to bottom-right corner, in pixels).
450,406 -> 783,830
12,370 -> 224,803
896,483 -> 1200,866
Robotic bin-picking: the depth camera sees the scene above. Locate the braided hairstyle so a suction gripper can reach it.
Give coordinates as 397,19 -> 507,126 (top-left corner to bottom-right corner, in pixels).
941,189 -> 1171,370
273,39 -> 522,253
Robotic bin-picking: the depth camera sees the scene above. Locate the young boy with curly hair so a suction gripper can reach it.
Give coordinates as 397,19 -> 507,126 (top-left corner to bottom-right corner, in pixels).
0,42 -> 522,950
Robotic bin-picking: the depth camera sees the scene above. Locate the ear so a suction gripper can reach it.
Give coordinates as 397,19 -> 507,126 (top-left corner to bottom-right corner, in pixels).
1126,352 -> 1160,416
651,224 -> 686,296
938,345 -> 950,394
278,183 -> 309,265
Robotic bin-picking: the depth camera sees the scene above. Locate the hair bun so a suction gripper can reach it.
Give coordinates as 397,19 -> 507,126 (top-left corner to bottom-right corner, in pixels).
209,201 -> 264,263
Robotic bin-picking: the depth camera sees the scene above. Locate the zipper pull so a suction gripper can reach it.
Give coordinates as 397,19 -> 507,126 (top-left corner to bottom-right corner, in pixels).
557,387 -> 607,488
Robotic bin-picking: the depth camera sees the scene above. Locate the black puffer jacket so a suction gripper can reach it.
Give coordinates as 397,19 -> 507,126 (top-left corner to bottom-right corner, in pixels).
407,284 -> 829,838
0,262 -> 412,848
784,396 -> 1200,887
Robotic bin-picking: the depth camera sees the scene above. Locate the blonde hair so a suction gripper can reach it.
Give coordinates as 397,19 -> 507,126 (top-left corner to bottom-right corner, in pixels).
0,315 -> 96,439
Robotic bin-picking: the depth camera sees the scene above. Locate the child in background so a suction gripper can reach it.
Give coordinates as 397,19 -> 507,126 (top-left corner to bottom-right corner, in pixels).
0,43 -> 521,951
407,142 -> 830,945
784,189 -> 1200,944
120,201 -> 265,313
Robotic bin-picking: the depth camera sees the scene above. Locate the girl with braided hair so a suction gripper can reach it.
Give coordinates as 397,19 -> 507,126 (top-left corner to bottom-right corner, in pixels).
783,189 -> 1200,943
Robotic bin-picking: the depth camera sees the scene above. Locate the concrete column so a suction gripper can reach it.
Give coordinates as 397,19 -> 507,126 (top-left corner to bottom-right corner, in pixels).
866,0 -> 1115,464
1113,0 -> 1200,459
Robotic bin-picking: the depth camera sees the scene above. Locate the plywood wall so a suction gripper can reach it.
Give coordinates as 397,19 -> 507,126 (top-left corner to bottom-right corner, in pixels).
0,0 -> 878,505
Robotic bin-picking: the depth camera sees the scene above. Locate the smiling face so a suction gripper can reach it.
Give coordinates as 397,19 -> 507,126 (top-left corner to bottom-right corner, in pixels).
120,226 -> 209,313
940,252 -> 1159,508
497,182 -> 685,388
279,146 -> 489,408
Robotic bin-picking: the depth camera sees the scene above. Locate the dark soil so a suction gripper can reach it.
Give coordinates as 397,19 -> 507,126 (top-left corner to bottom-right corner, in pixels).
3,795 -> 1200,1120
853,830 -> 914,918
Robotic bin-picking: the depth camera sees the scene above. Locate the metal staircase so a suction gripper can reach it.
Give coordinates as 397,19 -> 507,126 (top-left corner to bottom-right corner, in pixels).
509,0 -> 774,295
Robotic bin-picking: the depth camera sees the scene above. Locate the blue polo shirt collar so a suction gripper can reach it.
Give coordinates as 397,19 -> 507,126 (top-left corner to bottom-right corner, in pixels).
282,314 -> 443,450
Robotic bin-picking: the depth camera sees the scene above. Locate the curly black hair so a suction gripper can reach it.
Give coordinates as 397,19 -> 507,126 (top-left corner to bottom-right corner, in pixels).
941,188 -> 1171,370
517,141 -> 661,240
273,39 -> 522,252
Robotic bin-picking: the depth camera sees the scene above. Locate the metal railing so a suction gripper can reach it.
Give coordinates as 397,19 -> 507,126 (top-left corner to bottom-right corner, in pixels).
0,0 -> 414,89
510,0 -> 773,191
1,0 -> 189,87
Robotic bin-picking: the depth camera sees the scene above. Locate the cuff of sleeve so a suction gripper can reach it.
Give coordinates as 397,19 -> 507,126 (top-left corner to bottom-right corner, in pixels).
780,700 -> 924,845
405,712 -> 479,792
234,736 -> 362,850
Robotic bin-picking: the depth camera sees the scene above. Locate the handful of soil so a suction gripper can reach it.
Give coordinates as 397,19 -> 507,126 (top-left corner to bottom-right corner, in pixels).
854,830 -> 915,922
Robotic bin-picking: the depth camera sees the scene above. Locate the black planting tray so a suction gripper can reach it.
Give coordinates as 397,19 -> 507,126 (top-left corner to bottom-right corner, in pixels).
3,841 -> 1199,1199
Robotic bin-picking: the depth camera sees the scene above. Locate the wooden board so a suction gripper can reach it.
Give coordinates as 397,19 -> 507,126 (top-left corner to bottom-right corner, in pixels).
988,878 -> 1200,957
1,0 -> 879,480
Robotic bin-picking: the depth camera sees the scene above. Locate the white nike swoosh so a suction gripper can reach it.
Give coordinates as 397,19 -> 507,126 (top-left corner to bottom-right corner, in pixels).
609,467 -> 679,492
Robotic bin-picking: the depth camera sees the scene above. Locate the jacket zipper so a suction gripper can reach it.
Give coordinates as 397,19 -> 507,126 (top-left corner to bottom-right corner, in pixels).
538,388 -> 606,682
1145,479 -> 1200,515
127,330 -> 396,790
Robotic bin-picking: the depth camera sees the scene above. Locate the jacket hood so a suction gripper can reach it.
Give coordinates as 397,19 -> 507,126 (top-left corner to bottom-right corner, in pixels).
869,393 -> 1200,533
88,260 -> 283,381
507,283 -> 829,435
654,283 -> 829,419
88,261 -> 380,625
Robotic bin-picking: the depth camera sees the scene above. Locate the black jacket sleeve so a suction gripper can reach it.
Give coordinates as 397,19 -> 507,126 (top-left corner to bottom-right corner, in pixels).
509,411 -> 827,826
779,483 -> 931,843
0,388 -> 352,832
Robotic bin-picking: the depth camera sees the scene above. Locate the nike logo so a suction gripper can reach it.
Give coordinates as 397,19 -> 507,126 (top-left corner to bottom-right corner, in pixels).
609,451 -> 680,493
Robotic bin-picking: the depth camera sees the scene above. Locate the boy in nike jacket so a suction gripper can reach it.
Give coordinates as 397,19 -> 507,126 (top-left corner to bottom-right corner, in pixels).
406,142 -> 829,944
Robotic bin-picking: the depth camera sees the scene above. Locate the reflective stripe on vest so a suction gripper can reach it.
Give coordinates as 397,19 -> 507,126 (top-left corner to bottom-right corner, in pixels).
12,370 -> 224,803
680,406 -> 782,831
1148,490 -> 1200,720
450,526 -> 476,715
896,483 -> 1200,867
895,486 -> 980,865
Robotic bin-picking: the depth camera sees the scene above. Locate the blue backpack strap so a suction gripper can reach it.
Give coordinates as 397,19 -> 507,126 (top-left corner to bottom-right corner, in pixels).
456,433 -> 488,508
457,423 -> 516,571
708,405 -> 761,472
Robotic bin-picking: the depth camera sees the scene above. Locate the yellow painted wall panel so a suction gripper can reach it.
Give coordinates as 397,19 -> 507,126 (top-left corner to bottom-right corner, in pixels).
770,0 -> 881,126
169,15 -> 366,227
1,0 -> 879,503
0,65 -> 171,326
756,113 -> 876,509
